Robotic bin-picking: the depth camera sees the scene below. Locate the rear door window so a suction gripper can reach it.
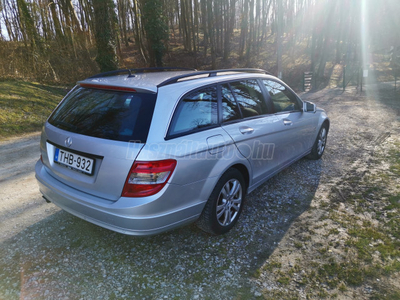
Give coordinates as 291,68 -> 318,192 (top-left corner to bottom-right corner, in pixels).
221,84 -> 241,122
168,86 -> 218,138
48,87 -> 156,143
229,80 -> 269,118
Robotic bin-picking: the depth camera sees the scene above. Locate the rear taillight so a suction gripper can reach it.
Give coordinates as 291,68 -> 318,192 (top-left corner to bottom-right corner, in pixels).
122,160 -> 177,197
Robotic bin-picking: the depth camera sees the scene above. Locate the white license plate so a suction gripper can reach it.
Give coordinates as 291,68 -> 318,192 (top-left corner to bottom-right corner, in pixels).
54,148 -> 94,175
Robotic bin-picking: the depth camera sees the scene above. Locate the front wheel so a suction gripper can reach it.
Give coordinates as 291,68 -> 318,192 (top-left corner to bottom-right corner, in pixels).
196,168 -> 246,235
307,123 -> 328,160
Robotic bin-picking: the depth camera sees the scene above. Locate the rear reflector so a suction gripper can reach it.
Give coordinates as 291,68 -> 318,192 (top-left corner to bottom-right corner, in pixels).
80,83 -> 137,93
122,160 -> 177,197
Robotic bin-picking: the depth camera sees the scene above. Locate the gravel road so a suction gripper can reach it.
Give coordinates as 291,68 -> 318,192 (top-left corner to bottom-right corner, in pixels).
0,83 -> 399,299
0,133 -> 60,242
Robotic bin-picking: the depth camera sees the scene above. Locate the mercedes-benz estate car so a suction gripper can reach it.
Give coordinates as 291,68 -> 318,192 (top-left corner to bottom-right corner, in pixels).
35,68 -> 329,236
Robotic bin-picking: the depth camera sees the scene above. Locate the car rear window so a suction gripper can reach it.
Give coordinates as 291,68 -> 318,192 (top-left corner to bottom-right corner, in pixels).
48,87 -> 156,143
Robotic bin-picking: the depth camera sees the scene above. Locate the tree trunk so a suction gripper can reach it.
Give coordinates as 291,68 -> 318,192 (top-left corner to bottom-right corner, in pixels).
92,0 -> 119,72
207,0 -> 216,68
201,0 -> 208,58
140,0 -> 169,67
48,0 -> 64,42
239,0 -> 249,59
276,0 -> 283,78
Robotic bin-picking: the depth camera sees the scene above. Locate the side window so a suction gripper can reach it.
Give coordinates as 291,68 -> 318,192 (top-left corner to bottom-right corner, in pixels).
168,86 -> 218,137
221,84 -> 241,122
262,80 -> 301,113
230,80 -> 268,118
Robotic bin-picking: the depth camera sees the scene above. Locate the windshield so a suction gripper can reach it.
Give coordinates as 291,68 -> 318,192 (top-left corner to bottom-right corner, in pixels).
48,87 -> 156,143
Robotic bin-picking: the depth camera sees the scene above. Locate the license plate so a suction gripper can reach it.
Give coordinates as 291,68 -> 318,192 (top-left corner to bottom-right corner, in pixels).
54,148 -> 94,175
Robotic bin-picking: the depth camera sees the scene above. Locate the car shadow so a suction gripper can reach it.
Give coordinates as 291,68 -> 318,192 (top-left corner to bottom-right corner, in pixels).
0,158 -> 322,299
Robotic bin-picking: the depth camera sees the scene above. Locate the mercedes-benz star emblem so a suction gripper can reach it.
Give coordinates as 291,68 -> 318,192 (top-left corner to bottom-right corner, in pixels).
65,137 -> 72,148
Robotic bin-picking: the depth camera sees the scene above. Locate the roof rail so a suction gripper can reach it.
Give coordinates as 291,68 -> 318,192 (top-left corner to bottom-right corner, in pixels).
88,67 -> 197,79
157,68 -> 271,87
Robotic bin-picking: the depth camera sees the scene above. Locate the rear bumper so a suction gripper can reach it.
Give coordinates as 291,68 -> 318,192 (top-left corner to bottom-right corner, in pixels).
35,160 -> 207,236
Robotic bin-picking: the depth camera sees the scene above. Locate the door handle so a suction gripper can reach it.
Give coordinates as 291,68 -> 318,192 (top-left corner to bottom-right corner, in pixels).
239,126 -> 254,134
283,119 -> 292,126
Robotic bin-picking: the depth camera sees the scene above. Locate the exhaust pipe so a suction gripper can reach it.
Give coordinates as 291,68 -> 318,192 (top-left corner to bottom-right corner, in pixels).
42,196 -> 51,203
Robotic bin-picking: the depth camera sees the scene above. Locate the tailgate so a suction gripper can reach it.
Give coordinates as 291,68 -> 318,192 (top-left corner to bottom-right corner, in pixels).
41,124 -> 143,201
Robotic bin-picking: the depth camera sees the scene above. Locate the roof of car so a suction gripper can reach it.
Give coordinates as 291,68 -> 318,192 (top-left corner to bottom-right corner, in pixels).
77,68 -> 271,93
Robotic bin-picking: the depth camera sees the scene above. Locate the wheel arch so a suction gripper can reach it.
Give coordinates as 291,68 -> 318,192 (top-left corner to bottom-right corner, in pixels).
229,163 -> 250,193
322,118 -> 330,132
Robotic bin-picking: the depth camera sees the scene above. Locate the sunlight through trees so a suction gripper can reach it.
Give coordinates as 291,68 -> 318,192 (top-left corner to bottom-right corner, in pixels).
0,0 -> 398,86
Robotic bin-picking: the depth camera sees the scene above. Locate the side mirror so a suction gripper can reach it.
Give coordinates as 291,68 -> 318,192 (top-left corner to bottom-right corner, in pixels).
303,101 -> 316,113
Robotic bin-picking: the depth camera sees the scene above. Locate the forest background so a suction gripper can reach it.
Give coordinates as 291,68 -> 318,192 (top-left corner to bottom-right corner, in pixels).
0,0 -> 399,91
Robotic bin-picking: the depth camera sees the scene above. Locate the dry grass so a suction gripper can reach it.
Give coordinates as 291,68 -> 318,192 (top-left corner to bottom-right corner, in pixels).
0,80 -> 67,140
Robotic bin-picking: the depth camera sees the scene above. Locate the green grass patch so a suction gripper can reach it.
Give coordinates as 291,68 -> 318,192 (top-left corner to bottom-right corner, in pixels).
388,144 -> 400,175
328,228 -> 340,235
384,194 -> 400,211
294,241 -> 303,249
264,260 -> 282,271
0,79 -> 68,139
371,287 -> 400,300
277,275 -> 290,285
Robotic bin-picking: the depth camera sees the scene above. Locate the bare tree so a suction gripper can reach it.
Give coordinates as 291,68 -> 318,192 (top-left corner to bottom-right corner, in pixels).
92,0 -> 119,71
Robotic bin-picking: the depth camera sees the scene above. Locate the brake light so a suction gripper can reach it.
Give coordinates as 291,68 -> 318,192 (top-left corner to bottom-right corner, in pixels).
80,83 -> 137,92
122,160 -> 177,197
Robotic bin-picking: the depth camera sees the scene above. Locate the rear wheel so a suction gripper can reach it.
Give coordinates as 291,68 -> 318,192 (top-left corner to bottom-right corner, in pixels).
307,123 -> 328,160
196,168 -> 246,235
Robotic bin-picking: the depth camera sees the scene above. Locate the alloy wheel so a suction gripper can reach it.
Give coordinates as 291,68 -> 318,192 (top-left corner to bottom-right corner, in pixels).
317,127 -> 327,156
216,179 -> 243,226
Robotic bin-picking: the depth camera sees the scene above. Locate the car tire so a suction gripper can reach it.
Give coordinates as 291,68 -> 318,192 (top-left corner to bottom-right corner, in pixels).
196,168 -> 246,235
307,123 -> 328,160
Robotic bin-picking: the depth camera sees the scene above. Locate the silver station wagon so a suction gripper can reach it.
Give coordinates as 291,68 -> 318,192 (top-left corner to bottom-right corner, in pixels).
35,68 -> 329,236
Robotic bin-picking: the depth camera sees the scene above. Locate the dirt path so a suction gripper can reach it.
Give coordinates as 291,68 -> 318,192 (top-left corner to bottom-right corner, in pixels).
0,133 -> 60,242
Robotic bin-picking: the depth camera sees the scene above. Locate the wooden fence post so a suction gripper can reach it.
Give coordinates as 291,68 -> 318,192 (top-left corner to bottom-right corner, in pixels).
343,66 -> 346,91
